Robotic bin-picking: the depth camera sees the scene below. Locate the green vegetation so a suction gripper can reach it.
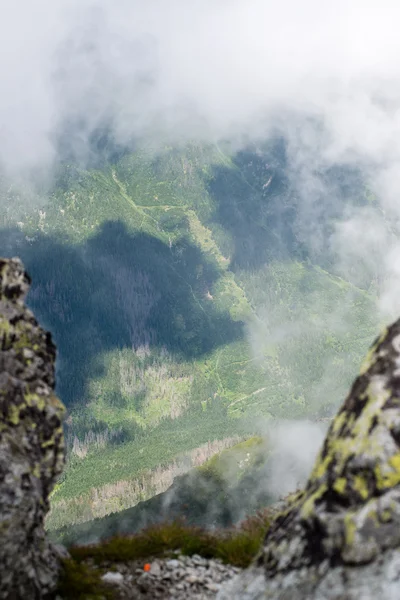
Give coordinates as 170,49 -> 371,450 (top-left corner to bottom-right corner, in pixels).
49,403 -> 251,506
50,436 -> 272,545
198,436 -> 266,479
69,512 -> 270,567
0,141 -> 378,532
57,560 -> 114,600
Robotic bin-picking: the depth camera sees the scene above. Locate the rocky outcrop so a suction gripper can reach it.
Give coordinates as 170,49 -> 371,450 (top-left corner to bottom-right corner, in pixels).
218,319 -> 400,599
0,258 -> 65,599
5,254 -> 400,600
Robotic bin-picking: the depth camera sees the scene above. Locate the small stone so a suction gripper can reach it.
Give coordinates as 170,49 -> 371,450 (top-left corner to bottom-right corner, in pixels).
215,563 -> 226,572
206,581 -> 221,592
192,554 -> 206,565
101,571 -> 124,585
166,559 -> 180,569
137,573 -> 151,590
150,562 -> 162,576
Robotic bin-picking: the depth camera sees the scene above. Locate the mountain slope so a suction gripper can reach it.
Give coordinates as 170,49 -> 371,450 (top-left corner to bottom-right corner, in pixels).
0,142 -> 378,530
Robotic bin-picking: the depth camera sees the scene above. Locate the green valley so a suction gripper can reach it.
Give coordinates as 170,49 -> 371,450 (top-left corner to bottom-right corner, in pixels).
0,142 -> 378,531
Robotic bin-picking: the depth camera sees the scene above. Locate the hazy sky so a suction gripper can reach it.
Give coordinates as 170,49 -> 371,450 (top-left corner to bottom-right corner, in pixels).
3,0 -> 400,314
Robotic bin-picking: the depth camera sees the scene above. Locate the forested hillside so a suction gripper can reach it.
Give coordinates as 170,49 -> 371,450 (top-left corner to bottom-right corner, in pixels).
0,141 -> 378,530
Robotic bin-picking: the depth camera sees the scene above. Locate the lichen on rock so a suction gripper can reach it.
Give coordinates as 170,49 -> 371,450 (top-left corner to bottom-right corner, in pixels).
0,258 -> 65,599
218,318 -> 400,599
263,320 -> 400,573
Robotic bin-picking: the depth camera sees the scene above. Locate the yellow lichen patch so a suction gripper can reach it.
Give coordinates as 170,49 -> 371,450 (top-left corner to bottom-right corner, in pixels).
12,334 -> 36,352
389,453 -> 400,472
8,404 -> 20,425
24,393 -> 46,411
0,318 -> 11,335
41,438 -> 56,449
353,474 -> 369,500
375,453 -> 400,490
350,383 -> 389,440
318,433 -> 377,485
284,490 -> 304,506
261,320 -> 400,572
310,380 -> 391,488
54,425 -> 64,439
345,411 -> 356,431
309,433 -> 356,486
310,453 -> 332,482
331,410 -> 348,435
343,512 -> 357,546
333,477 -> 347,495
300,484 -> 328,519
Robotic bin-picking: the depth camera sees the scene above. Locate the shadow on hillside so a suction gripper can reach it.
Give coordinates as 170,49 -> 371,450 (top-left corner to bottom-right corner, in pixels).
206,143 -> 370,272
207,144 -> 303,271
0,220 -> 243,410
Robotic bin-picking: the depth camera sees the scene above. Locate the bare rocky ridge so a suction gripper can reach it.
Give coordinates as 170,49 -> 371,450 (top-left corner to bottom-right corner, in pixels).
0,258 -> 65,599
218,319 -> 400,599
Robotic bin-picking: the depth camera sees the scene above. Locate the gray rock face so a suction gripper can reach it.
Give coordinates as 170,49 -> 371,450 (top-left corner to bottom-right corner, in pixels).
0,258 -> 65,599
218,549 -> 400,600
218,318 -> 400,599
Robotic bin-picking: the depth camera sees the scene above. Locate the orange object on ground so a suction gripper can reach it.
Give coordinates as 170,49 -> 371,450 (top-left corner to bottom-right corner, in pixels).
143,563 -> 151,572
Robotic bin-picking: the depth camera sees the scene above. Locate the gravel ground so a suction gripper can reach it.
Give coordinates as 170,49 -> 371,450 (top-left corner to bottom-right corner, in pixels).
90,553 -> 242,599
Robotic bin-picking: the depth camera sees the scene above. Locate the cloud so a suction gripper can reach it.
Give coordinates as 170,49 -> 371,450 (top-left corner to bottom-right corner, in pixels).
6,0 -> 400,531
264,420 -> 327,499
2,2 -> 400,272
3,1 -> 400,363
2,1 -> 400,169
